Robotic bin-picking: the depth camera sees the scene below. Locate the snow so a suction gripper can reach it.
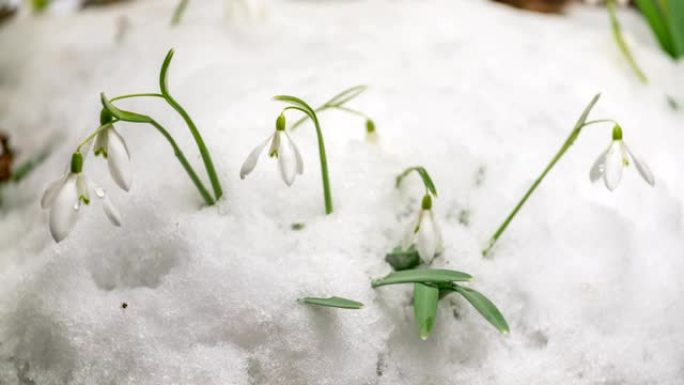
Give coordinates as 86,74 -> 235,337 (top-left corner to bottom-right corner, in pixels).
1,0 -> 683,384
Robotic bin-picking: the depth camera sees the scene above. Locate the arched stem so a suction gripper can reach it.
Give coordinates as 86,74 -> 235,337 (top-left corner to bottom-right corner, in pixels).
277,97 -> 333,214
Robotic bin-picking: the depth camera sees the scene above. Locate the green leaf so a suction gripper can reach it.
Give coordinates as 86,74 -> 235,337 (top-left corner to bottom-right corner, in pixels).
668,0 -> 684,58
607,0 -> 648,83
170,0 -> 189,26
385,246 -> 421,271
572,93 -> 601,140
451,284 -> 509,334
635,0 -> 676,58
299,296 -> 364,309
371,269 -> 472,288
100,93 -> 152,123
159,48 -> 175,96
325,85 -> 368,107
396,166 -> 438,197
274,95 -> 315,115
31,0 -> 50,12
413,283 -> 439,340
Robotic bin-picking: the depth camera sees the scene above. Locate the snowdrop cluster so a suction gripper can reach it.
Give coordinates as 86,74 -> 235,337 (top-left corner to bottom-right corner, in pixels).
37,54 -> 658,342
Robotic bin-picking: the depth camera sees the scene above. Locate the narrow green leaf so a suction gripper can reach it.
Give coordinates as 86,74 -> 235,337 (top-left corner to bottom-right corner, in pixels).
573,93 -> 601,135
371,269 -> 472,288
159,48 -> 175,96
414,283 -> 439,340
274,95 -> 315,115
635,0 -> 676,57
31,0 -> 50,12
299,296 -> 364,309
396,166 -> 438,197
668,0 -> 684,58
100,93 -> 152,123
415,167 -> 438,197
170,0 -> 189,26
452,284 -> 509,334
607,0 -> 648,83
666,95 -> 680,110
325,85 -> 368,107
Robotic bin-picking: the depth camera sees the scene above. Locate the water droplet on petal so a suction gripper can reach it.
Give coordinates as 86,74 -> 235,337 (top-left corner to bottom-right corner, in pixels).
95,187 -> 105,198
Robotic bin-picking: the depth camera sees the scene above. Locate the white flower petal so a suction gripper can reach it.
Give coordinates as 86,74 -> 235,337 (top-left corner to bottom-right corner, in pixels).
415,210 -> 437,264
589,147 -> 608,183
77,174 -> 90,203
625,145 -> 655,186
285,132 -> 304,175
603,141 -> 624,191
278,134 -> 298,186
239,136 -> 271,179
93,130 -> 108,157
430,211 -> 444,255
401,211 -> 423,250
101,195 -> 122,226
41,175 -> 66,209
268,131 -> 281,157
48,175 -> 80,242
106,128 -> 132,191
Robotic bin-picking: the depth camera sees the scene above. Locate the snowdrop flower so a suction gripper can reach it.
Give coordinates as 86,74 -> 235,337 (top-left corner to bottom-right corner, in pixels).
240,114 -> 303,186
93,123 -> 132,191
402,194 -> 443,264
41,152 -> 121,242
590,125 -> 654,191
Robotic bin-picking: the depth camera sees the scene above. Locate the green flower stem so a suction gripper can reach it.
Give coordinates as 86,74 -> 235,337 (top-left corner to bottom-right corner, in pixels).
160,49 -> 223,201
289,85 -> 370,131
607,0 -> 649,83
148,118 -> 215,205
108,90 -> 222,201
396,166 -> 438,197
110,93 -> 164,102
101,92 -> 215,206
277,96 -> 333,215
171,0 -> 189,26
77,122 -> 120,152
291,105 -> 371,130
482,94 -> 603,257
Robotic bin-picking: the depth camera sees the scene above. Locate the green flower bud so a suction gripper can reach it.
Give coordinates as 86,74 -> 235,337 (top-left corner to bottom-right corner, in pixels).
365,119 -> 376,134
612,124 -> 623,141
421,194 -> 432,210
276,113 -> 286,131
70,152 -> 84,174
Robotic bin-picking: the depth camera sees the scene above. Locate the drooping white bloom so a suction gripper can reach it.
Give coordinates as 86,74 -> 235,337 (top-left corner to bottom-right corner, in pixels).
402,194 -> 443,264
93,124 -> 132,191
240,119 -> 303,186
590,126 -> 654,191
41,153 -> 121,242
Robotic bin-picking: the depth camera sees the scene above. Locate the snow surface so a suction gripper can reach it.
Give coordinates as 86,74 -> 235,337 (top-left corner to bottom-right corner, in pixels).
1,0 -> 683,384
